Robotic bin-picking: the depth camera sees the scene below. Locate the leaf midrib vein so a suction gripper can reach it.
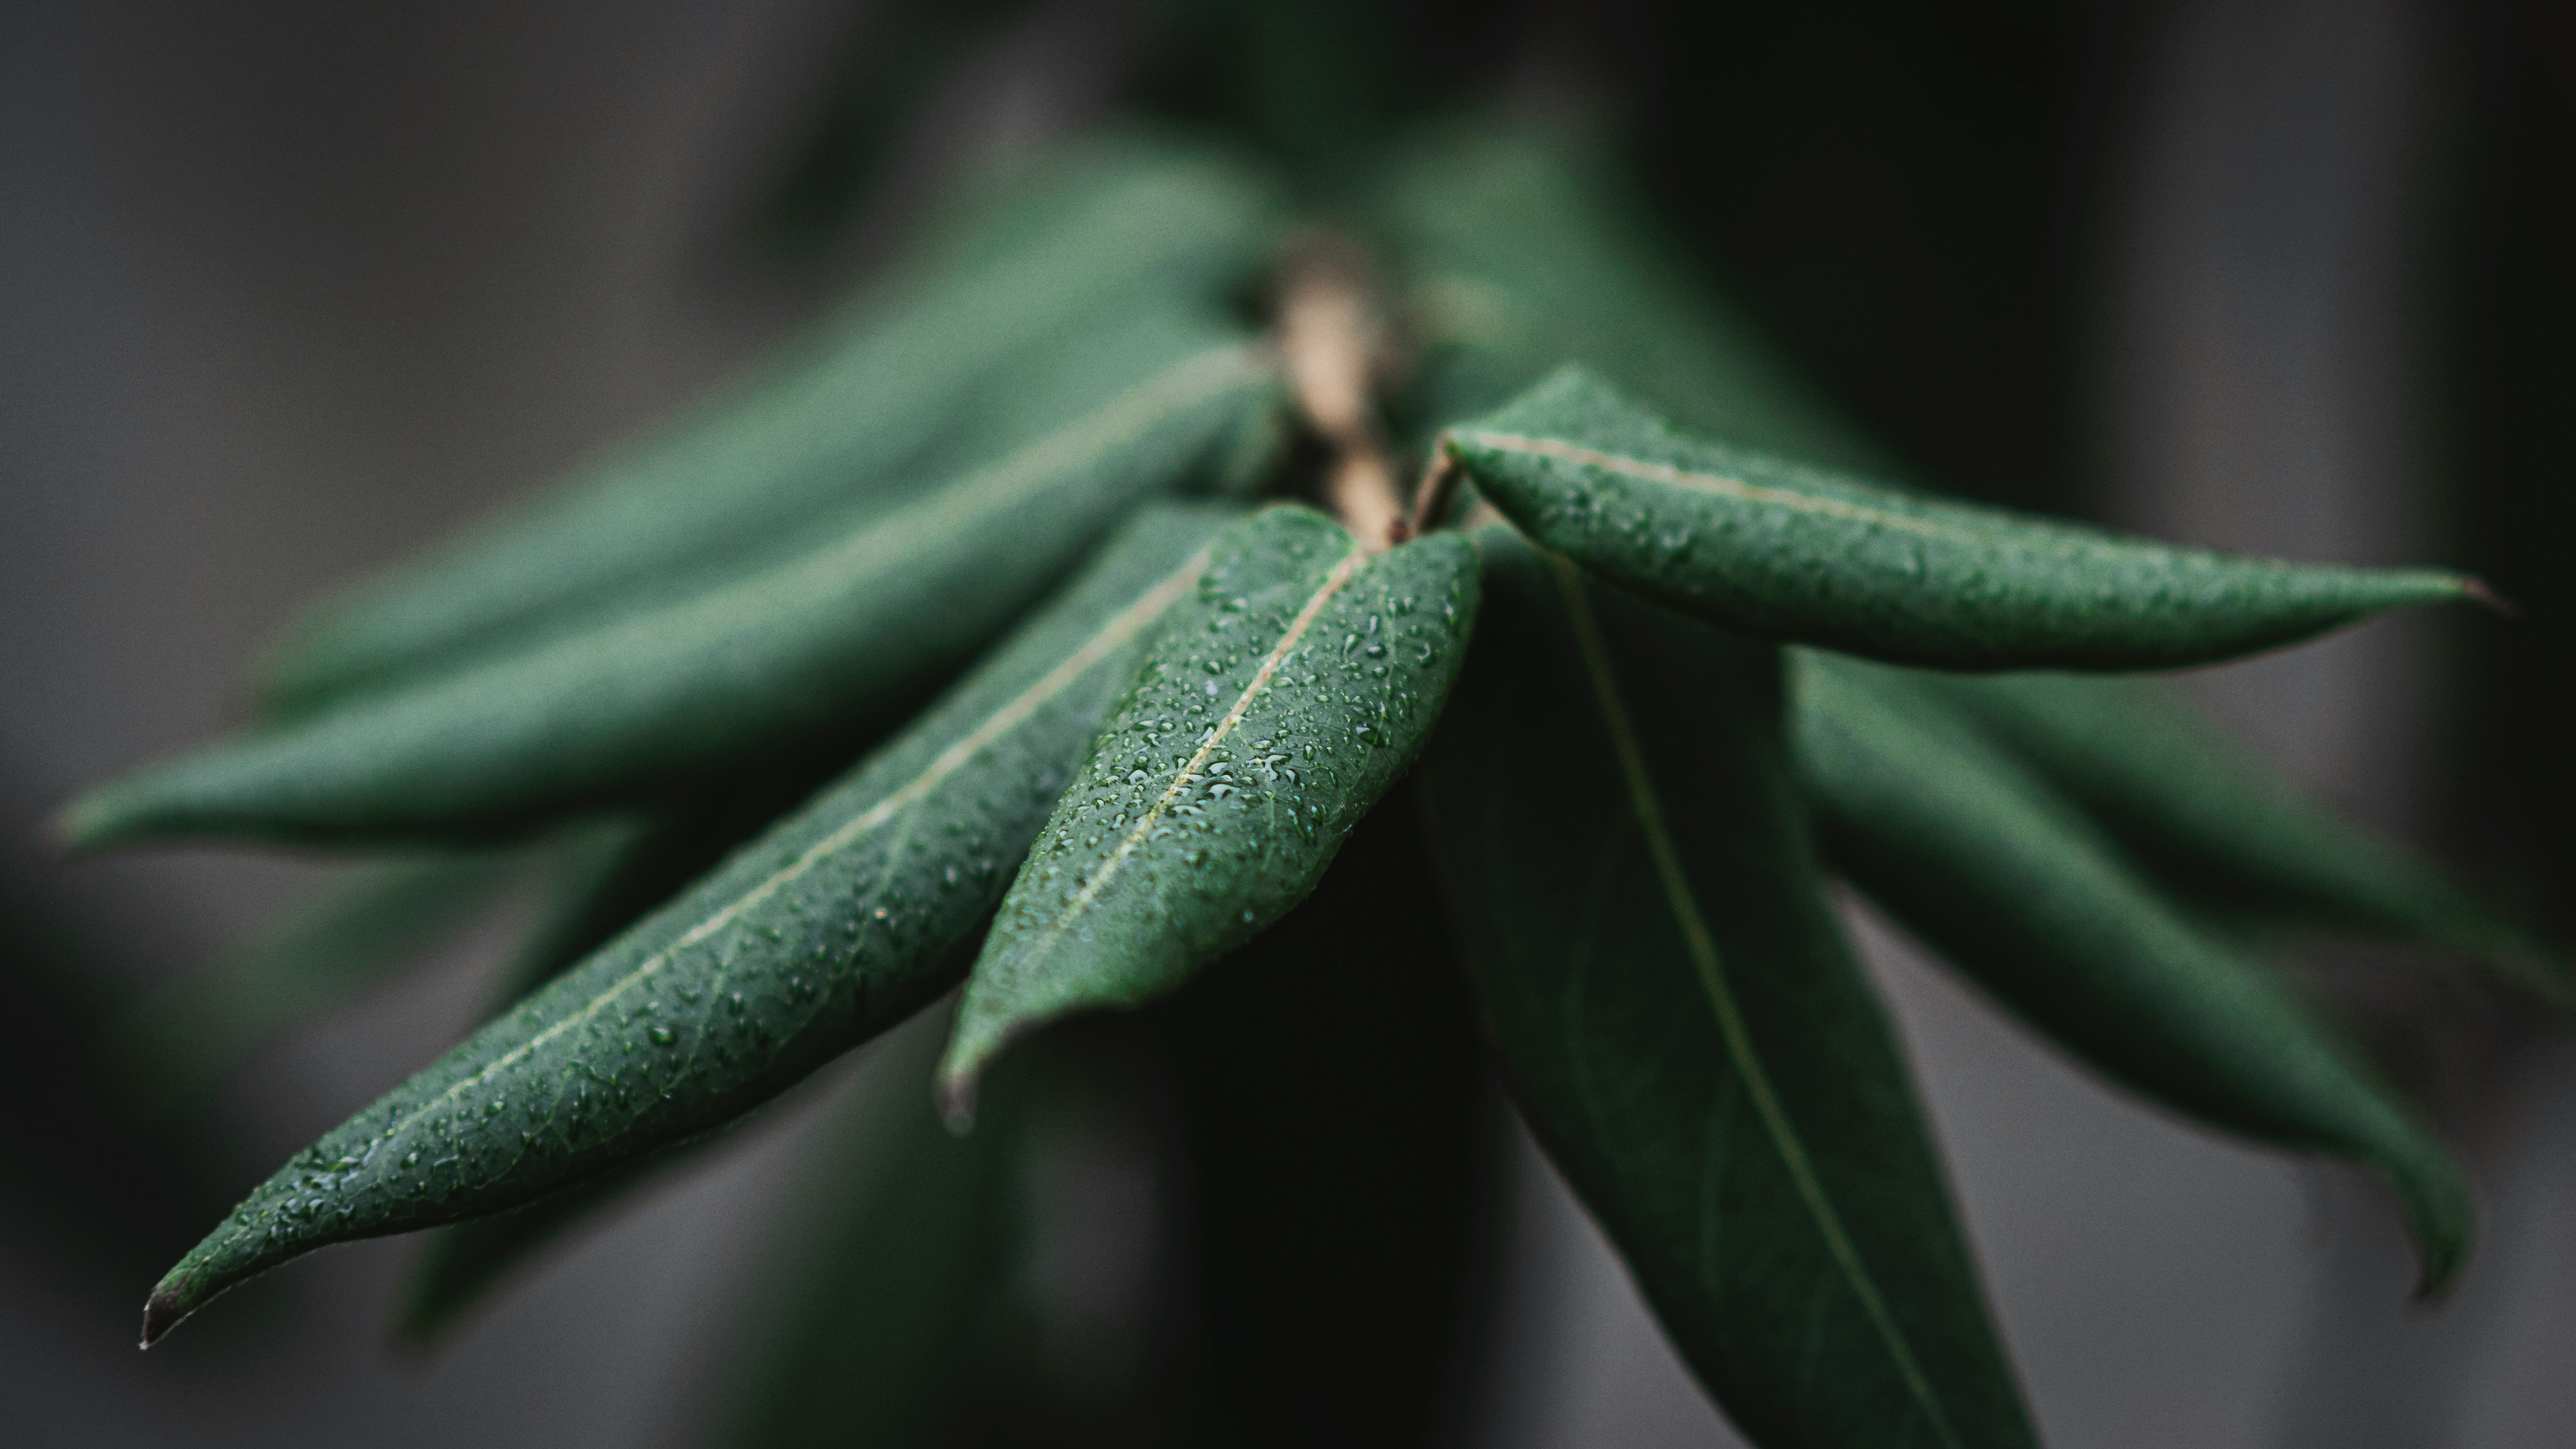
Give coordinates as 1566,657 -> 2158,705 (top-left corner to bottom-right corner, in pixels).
1544,555 -> 1964,1449
337,551 -> 1211,1174
1031,536 -> 1366,957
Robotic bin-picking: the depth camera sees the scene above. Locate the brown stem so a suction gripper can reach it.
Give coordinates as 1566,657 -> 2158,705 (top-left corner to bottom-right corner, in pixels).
1278,235 -> 1406,551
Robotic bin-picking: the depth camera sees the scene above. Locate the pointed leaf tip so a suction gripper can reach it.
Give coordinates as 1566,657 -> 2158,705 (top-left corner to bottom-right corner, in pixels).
2461,577 -> 2515,616
132,506 -> 1234,1335
140,1279 -> 193,1349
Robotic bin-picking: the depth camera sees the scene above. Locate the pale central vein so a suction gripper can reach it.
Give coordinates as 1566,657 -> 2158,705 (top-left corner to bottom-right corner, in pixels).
1044,541 -> 1365,940
1545,555 -> 1963,1449
347,551 -> 1210,1164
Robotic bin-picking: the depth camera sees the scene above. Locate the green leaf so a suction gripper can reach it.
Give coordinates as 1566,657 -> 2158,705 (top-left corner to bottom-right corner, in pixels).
138,503 -> 1233,1345
740,0 -> 1030,260
106,853 -> 517,1112
1417,532 -> 2035,1449
1370,124 -> 1883,469
399,791 -> 890,1340
67,323 -> 1278,848
478,734 -> 895,1024
1788,655 -> 2477,1292
1898,668 -> 2570,997
697,1010 -> 1024,1449
1446,367 -> 2487,671
262,136 -> 1281,711
1143,781 -> 1491,1447
936,506 -> 1480,1112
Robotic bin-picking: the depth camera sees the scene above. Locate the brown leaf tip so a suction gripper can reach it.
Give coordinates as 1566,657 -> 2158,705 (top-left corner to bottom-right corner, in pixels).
2460,577 -> 2516,617
139,1286 -> 190,1349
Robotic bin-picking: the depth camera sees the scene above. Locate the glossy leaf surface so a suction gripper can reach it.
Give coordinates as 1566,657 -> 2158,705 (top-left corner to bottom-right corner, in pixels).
263,137 -> 1279,710
1448,368 -> 2482,670
69,325 -> 1274,847
1419,534 -> 2033,1449
938,506 -> 1479,1110
1791,655 -> 2475,1290
141,505 -> 1233,1343
110,853 -> 517,1110
1902,667 -> 2567,997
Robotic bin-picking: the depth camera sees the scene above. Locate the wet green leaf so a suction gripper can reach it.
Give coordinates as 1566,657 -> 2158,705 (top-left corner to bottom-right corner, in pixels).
1790,654 -> 2476,1292
1418,534 -> 2033,1449
476,735 -> 894,1025
1447,368 -> 2486,670
68,325 -> 1276,848
107,853 -> 518,1112
1898,668 -> 2569,998
937,506 -> 1480,1114
139,504 -> 1233,1345
1371,124 -> 1881,468
262,137 -> 1281,710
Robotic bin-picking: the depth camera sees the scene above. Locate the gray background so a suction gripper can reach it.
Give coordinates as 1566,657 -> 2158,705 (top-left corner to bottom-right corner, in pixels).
5,1 -> 2570,1444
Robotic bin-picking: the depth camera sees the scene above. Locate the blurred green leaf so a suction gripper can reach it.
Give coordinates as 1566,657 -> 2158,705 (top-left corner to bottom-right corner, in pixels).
1790,655 -> 2476,1292
1419,531 -> 2034,1449
1371,124 -> 1881,469
1899,668 -> 2568,998
107,853 -> 518,1113
697,1011 -> 1023,1449
139,504 -> 1233,1344
937,506 -> 1479,1111
261,136 -> 1281,712
741,0 -> 1035,260
69,322 -> 1277,848
1448,368 -> 2483,671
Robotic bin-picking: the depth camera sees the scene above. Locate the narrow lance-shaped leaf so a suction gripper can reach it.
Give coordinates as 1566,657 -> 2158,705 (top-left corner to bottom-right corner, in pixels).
1790,655 -> 2475,1291
1893,667 -> 2569,998
67,320 -> 1278,848
1446,368 -> 2488,671
263,137 -> 1280,710
937,506 -> 1480,1114
139,503 -> 1235,1345
106,853 -> 518,1112
1418,532 -> 2036,1449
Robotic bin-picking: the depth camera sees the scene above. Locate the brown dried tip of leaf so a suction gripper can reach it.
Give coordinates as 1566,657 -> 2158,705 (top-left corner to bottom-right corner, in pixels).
2461,577 -> 2515,617
1277,234 -> 1404,551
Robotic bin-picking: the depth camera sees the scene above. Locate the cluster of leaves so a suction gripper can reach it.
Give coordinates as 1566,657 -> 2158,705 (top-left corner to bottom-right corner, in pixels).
71,123 -> 2562,1448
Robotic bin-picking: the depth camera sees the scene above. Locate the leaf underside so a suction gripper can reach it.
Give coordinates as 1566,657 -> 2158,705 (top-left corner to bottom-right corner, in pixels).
1420,532 -> 2035,1449
1790,656 -> 2475,1292
1898,667 -> 2567,997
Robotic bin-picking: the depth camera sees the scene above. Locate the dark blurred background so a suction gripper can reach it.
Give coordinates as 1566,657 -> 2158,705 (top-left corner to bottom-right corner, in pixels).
3,1 -> 2569,1445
